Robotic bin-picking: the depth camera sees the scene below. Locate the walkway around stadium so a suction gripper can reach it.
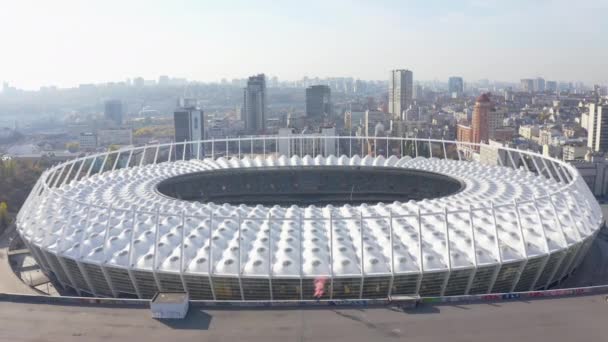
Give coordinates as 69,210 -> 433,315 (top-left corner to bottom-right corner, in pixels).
0,294 -> 606,342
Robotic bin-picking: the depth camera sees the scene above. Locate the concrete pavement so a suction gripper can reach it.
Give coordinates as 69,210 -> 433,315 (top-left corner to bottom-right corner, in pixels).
0,294 -> 606,342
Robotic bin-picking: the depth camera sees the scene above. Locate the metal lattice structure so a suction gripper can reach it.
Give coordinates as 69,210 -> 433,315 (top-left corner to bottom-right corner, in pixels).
15,136 -> 602,300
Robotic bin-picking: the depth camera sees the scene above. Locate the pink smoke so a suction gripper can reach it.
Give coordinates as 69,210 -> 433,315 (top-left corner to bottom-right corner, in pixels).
313,277 -> 327,298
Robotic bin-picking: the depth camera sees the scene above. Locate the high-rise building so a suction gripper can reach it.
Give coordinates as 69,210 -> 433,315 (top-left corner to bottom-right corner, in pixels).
533,78 -> 546,92
305,85 -> 332,118
388,69 -> 413,121
588,103 -> 608,152
243,74 -> 267,133
448,77 -> 464,98
471,93 -> 495,144
104,100 -> 123,127
174,101 -> 204,159
546,81 -> 558,93
520,79 -> 534,93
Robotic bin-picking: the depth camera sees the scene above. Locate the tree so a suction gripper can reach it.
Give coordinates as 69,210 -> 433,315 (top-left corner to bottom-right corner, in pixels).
66,142 -> 80,153
0,202 -> 9,229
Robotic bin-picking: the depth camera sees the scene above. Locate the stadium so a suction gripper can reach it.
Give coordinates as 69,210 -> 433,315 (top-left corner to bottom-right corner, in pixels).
15,136 -> 602,301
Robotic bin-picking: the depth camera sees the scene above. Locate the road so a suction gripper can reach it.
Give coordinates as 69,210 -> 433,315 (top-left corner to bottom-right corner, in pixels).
0,294 -> 606,342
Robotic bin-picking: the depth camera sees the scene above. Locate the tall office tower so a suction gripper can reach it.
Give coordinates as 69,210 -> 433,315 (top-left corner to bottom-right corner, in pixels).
104,100 -> 123,127
388,69 -> 413,121
305,85 -> 332,118
448,77 -> 464,98
520,79 -> 534,93
534,77 -> 546,92
471,93 -> 494,144
174,101 -> 204,159
546,81 -> 558,93
243,74 -> 267,134
587,103 -> 608,152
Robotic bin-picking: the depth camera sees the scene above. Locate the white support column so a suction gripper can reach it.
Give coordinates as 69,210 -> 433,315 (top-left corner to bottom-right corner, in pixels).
550,160 -> 566,184
488,202 -> 503,293
440,208 -> 451,296
77,207 -> 98,296
51,165 -> 67,188
267,212 -> 273,301
238,138 -> 241,159
506,150 -> 516,170
510,260 -> 527,293
208,212 -> 216,300
153,145 -> 160,164
441,140 -> 447,160
74,158 -> 87,182
528,197 -> 550,291
519,152 -> 530,172
77,260 -> 99,296
415,140 -> 419,158
86,156 -> 97,177
329,209 -> 334,290
167,143 -> 173,163
236,213 -> 244,301
465,206 -> 479,295
530,255 -> 549,291
387,209 -> 395,298
299,212 -> 304,300
197,140 -> 202,160
428,138 -> 433,159
112,151 -> 121,171
385,136 -> 388,157
139,146 -> 147,167
416,209 -> 424,294
539,157 -> 554,181
359,210 -> 365,299
126,149 -> 134,168
510,200 -> 529,292
101,205 -> 118,297
360,137 -> 364,156
338,136 -> 341,157
179,211 -> 188,296
349,137 -> 352,157
487,264 -> 501,294
56,217 -> 81,296
61,161 -> 76,187
99,153 -> 109,174
126,209 -> 143,299
151,208 -> 163,292
530,156 -> 543,178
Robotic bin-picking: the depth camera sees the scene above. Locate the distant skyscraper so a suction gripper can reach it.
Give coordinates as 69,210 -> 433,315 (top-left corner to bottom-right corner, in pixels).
448,77 -> 464,98
158,75 -> 169,87
174,100 -> 204,159
520,79 -> 534,93
546,81 -> 558,93
471,93 -> 494,144
306,85 -> 332,118
104,100 -> 123,126
588,103 -> 608,152
243,74 -> 267,133
533,77 -> 546,92
388,69 -> 413,121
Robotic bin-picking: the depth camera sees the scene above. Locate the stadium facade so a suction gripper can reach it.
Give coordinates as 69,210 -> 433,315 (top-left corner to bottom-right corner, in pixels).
15,136 -> 602,300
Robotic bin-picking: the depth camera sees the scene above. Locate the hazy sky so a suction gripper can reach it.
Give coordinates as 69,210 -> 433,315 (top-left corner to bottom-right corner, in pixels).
1,0 -> 607,89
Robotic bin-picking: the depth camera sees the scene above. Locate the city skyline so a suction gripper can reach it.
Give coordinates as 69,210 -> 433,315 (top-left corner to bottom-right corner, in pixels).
1,0 -> 608,90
